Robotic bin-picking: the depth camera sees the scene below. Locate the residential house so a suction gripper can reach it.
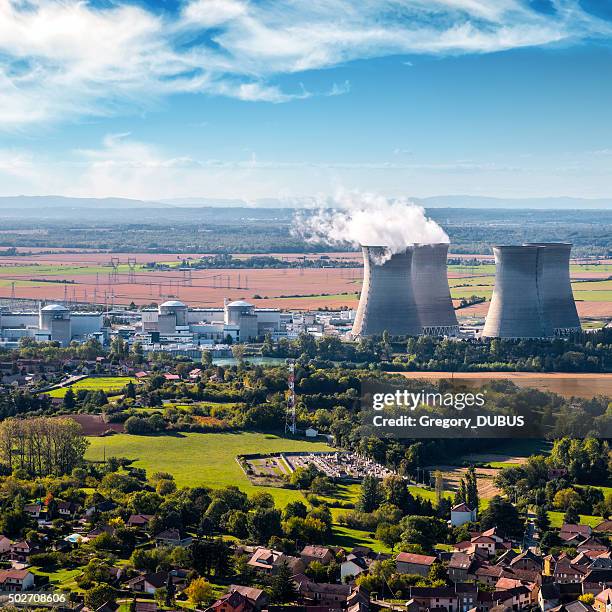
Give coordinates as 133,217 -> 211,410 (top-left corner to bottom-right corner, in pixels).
301,546 -> 334,566
10,540 -> 34,563
24,504 -> 42,519
154,528 -> 192,547
582,569 -> 612,594
0,569 -> 35,592
0,535 -> 12,555
448,552 -> 475,583
395,552 -> 437,576
229,585 -> 269,611
594,589 -> 612,612
126,570 -> 185,594
206,590 -> 257,612
292,574 -> 352,606
127,514 -> 153,529
341,555 -> 369,583
451,503 -> 477,527
247,548 -> 305,575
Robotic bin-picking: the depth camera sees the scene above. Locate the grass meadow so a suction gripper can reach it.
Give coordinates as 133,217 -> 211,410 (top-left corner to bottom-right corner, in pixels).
46,376 -> 136,398
86,431 -> 331,506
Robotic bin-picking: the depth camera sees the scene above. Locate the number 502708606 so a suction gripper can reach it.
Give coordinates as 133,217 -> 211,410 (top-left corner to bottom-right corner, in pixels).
8,592 -> 68,605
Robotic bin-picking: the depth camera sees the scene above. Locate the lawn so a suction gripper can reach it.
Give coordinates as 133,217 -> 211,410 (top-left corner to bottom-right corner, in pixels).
86,431 -> 331,506
330,524 -> 392,553
30,566 -> 82,592
46,376 -> 136,398
548,511 -> 602,529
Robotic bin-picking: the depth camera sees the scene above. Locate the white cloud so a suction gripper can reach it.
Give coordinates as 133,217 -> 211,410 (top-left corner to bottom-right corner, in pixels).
0,0 -> 609,127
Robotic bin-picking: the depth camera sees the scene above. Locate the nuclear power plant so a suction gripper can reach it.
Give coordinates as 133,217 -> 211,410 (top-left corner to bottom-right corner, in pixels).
351,244 -> 458,338
351,246 -> 421,337
482,242 -> 581,339
411,243 -> 459,336
524,242 -> 581,335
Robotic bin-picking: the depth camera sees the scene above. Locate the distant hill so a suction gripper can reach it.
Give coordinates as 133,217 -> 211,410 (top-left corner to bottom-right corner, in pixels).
0,196 -> 170,209
416,195 -> 612,210
1,194 -> 610,210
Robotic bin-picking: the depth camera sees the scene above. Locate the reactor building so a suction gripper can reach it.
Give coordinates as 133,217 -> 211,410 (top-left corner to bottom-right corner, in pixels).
411,243 -> 459,336
351,246 -> 421,337
482,243 -> 581,339
524,242 -> 581,335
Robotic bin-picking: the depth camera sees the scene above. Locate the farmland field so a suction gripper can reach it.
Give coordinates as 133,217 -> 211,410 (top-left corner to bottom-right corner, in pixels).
396,372 -> 612,399
45,376 -> 136,398
85,431 -> 331,505
0,250 -> 608,322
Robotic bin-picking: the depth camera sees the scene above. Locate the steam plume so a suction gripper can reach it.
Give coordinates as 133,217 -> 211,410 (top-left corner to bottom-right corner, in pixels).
292,191 -> 448,260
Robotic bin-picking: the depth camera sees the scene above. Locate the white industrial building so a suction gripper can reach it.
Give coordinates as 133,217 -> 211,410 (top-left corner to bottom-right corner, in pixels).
138,299 -> 282,344
0,304 -> 105,348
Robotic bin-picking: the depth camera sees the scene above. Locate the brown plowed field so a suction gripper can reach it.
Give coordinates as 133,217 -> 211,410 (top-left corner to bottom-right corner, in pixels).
397,372 -> 612,399
0,250 -> 609,318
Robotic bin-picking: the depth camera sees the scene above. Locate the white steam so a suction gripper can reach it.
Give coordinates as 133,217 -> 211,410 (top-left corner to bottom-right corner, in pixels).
293,191 -> 449,261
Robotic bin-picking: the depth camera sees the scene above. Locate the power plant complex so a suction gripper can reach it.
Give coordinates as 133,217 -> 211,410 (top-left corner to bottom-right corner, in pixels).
0,241 -> 582,348
352,241 -> 580,340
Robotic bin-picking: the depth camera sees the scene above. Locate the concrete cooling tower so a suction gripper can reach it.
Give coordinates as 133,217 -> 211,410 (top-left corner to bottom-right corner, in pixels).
411,243 -> 459,336
524,243 -> 581,335
482,245 -> 553,339
351,246 -> 421,337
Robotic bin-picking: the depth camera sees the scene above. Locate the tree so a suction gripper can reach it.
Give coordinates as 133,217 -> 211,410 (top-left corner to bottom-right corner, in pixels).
63,387 -> 76,411
564,506 -> 580,525
553,488 -> 581,511
270,562 -> 297,603
125,381 -> 137,400
84,584 -> 117,610
480,496 -> 523,539
376,523 -> 402,551
400,516 -> 447,552
185,577 -> 213,607
535,505 -> 551,533
357,475 -> 383,513
434,471 -> 444,506
383,475 -> 414,515
455,466 -> 478,512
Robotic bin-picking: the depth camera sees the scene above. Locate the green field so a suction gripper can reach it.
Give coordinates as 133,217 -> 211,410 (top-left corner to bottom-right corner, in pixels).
46,376 -> 136,398
548,511 -> 602,529
86,431 -> 331,505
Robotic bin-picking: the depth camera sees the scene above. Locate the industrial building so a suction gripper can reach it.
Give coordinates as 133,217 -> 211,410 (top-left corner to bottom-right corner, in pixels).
524,242 -> 581,335
0,304 -> 105,348
351,246 -> 421,337
351,243 -> 459,338
138,298 -> 281,344
482,243 -> 580,339
411,243 -> 459,336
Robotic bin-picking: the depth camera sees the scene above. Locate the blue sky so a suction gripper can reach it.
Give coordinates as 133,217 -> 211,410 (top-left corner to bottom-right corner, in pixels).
1,0 -> 612,201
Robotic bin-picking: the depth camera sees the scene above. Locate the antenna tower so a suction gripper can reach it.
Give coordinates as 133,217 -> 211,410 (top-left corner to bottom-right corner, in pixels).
285,360 -> 297,435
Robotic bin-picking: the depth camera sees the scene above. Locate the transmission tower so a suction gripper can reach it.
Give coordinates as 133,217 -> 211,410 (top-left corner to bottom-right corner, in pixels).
110,257 -> 120,283
285,360 -> 296,435
128,257 -> 137,283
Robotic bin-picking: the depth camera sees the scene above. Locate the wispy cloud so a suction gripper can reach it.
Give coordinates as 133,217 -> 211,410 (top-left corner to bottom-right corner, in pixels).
0,0 -> 609,127
2,134 -> 612,199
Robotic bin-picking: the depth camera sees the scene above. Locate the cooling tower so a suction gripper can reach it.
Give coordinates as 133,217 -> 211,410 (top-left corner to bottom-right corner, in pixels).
524,242 -> 581,335
482,245 -> 553,339
351,246 -> 421,337
411,243 -> 459,336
